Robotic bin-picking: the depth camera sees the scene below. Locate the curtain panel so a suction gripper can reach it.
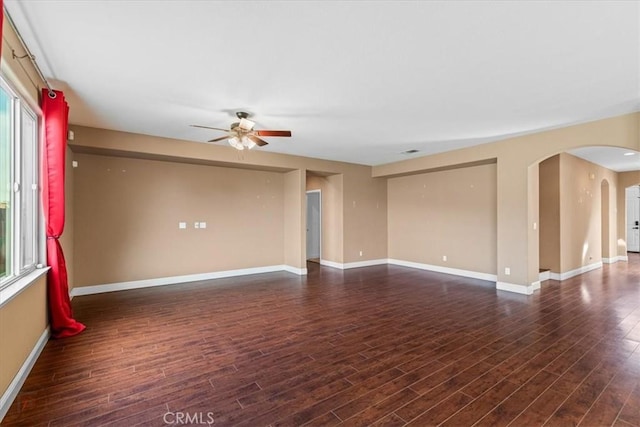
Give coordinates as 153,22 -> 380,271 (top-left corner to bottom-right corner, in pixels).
41,88 -> 85,338
0,0 -> 4,58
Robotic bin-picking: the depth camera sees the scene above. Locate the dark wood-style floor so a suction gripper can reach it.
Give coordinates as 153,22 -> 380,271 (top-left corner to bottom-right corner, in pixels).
4,256 -> 640,426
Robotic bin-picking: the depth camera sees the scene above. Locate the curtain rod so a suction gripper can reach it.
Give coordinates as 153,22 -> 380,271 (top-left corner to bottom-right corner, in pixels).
3,5 -> 56,98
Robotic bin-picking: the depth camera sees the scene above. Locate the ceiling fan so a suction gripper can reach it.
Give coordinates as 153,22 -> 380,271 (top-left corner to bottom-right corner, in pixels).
191,112 -> 292,150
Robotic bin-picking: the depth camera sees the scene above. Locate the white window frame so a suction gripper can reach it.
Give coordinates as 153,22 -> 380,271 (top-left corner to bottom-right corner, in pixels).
0,73 -> 45,305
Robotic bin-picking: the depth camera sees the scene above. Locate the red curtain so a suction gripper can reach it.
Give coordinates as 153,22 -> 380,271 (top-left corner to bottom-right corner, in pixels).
41,89 -> 85,338
0,0 -> 4,58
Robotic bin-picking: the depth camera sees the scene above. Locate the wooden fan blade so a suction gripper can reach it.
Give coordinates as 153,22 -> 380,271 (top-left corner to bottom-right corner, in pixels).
190,124 -> 230,132
247,135 -> 269,147
208,136 -> 229,143
254,130 -> 292,137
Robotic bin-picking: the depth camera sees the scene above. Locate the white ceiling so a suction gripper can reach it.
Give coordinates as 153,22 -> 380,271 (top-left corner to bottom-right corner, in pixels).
4,1 -> 640,167
568,147 -> 640,172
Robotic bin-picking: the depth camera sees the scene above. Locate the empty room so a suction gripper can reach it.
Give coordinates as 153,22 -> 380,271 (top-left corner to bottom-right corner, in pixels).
1,1 -> 640,426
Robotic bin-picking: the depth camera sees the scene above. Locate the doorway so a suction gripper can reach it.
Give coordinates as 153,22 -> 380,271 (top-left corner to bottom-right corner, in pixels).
306,190 -> 321,262
626,185 -> 640,252
601,180 -> 610,259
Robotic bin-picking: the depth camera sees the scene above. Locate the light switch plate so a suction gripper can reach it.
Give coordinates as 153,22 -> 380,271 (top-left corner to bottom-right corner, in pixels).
179,222 -> 186,229
200,222 -> 207,229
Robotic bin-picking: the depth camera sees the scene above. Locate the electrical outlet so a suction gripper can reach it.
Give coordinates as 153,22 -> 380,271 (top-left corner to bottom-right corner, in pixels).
505,267 -> 511,275
200,222 -> 207,229
194,222 -> 200,229
178,222 -> 186,229
359,250 -> 363,257
442,255 -> 447,262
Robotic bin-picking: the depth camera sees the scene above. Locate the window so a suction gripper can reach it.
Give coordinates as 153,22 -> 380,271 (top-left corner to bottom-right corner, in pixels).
0,75 -> 40,289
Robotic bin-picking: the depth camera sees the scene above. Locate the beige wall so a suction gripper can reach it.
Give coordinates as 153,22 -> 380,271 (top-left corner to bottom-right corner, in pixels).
539,153 -> 618,274
376,113 -> 640,288
68,115 -> 639,291
73,153 -> 286,286
539,156 -> 561,272
1,15 -> 41,106
69,126 -> 388,274
342,171 -> 388,263
283,170 -> 305,270
60,146 -> 75,288
0,275 -> 48,400
559,153 -> 617,272
388,163 -> 497,275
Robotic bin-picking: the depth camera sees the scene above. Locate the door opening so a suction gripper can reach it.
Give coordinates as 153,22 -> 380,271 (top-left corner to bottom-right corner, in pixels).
601,180 -> 610,259
306,190 -> 321,262
626,185 -> 640,253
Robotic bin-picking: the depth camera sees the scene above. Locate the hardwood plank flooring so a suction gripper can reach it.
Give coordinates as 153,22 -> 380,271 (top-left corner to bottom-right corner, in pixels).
4,255 -> 640,426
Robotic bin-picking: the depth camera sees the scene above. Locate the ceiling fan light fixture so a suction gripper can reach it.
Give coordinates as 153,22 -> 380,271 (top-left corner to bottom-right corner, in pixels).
238,118 -> 255,131
228,136 -> 244,150
243,136 -> 257,150
194,111 -> 291,150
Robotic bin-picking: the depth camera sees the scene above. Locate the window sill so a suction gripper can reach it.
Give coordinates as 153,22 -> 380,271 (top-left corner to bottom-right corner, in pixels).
0,267 -> 50,309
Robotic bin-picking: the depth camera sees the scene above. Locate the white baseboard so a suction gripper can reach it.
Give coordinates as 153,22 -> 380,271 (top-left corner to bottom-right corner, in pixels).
603,256 -> 627,264
71,265 -> 301,297
319,259 -> 343,269
539,270 -> 551,282
68,257 -> 615,300
344,259 -> 388,269
283,265 -> 308,275
0,328 -> 50,422
497,281 -> 539,295
548,261 -> 603,281
319,259 -> 388,270
387,259 -> 498,282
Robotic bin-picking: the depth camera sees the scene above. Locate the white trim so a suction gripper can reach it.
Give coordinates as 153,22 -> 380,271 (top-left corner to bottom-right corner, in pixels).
548,261 -> 603,281
343,259 -> 388,269
283,265 -> 308,275
539,270 -> 550,282
319,259 -> 388,270
387,259 -> 498,282
320,259 -> 344,269
497,281 -> 538,295
0,328 -> 49,422
603,256 -> 627,264
71,265 -> 295,297
0,267 -> 49,309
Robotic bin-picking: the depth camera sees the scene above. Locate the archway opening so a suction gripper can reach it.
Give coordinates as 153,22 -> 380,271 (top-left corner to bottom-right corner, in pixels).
601,180 -> 610,260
